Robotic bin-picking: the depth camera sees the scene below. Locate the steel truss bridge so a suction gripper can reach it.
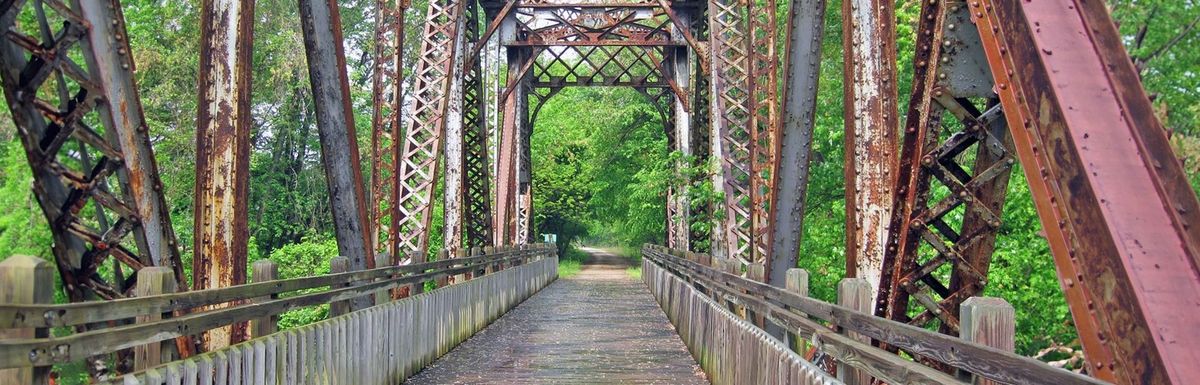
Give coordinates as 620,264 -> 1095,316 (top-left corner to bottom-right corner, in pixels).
0,0 -> 1197,384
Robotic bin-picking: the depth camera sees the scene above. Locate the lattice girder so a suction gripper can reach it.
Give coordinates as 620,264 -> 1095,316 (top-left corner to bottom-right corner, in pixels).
0,0 -> 184,302
877,0 -> 1014,334
395,0 -> 468,258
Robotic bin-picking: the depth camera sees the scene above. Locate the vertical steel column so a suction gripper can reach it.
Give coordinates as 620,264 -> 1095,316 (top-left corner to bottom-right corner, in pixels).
689,12 -> 712,253
841,0 -> 897,300
369,0 -> 407,263
746,0 -> 779,271
707,0 -> 753,264
974,0 -> 1200,382
768,0 -> 825,289
443,13 -> 469,255
516,81 -> 533,244
495,19 -> 529,246
395,0 -> 467,256
463,0 -> 493,250
194,0 -> 255,350
667,5 -> 694,251
298,0 -> 375,312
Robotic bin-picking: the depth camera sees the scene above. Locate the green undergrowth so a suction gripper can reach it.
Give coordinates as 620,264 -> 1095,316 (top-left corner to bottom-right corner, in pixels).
558,247 -> 588,278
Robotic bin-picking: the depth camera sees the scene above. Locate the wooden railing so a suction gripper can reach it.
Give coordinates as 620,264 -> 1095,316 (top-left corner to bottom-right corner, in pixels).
642,245 -> 1107,385
0,243 -> 557,384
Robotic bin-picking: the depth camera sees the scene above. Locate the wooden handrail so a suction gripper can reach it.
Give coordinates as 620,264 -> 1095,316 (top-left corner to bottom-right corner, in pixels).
0,245 -> 554,369
0,245 -> 552,328
642,246 -> 1108,385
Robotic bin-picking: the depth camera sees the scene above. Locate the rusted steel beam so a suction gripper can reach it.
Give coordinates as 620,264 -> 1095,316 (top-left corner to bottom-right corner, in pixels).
194,0 -> 254,350
767,0 -> 824,289
298,0 -> 375,310
516,99 -> 533,244
443,15 -> 469,255
841,0 -> 897,300
0,0 -> 188,303
78,0 -> 186,285
463,0 -> 494,250
973,0 -> 1200,382
707,0 -> 754,264
665,11 -> 694,250
394,0 -> 468,256
495,38 -> 533,246
688,14 -> 711,253
875,0 -> 1015,342
370,0 -> 407,264
747,0 -> 779,276
464,0 -> 515,70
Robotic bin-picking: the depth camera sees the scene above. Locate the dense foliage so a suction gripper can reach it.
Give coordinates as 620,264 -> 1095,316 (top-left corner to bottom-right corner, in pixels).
0,0 -> 1193,368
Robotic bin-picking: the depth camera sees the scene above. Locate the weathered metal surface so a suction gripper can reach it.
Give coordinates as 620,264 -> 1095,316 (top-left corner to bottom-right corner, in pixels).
369,0 -> 407,263
768,0 -> 825,290
394,0 -> 468,256
516,107 -> 533,244
495,44 -> 533,246
297,0 -> 375,315
443,11 -> 469,255
0,0 -> 186,302
746,0 -> 779,274
841,0 -> 897,300
528,45 -> 672,89
972,0 -> 1200,382
666,12 -> 694,250
463,0 -> 494,250
194,0 -> 255,351
876,1 -> 1014,339
688,16 -> 711,253
707,0 -> 753,264
507,4 -> 676,47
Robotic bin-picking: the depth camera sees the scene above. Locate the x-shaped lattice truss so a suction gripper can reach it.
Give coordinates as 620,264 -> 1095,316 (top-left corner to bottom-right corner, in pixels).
0,0 -> 184,300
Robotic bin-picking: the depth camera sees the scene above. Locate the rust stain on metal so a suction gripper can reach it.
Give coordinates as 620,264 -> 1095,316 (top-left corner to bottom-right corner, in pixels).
841,0 -> 897,300
370,0 -> 406,262
394,0 -> 468,257
973,0 -> 1200,382
193,0 -> 254,350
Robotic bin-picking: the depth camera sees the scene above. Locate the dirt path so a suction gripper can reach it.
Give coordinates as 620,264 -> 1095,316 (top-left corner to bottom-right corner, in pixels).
405,247 -> 708,384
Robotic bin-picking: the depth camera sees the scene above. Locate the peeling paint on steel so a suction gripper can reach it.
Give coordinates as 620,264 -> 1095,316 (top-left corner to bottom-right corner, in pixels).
841,0 -> 897,304
194,0 -> 255,350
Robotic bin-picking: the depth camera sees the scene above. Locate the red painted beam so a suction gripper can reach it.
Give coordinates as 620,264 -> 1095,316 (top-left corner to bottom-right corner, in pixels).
974,0 -> 1200,383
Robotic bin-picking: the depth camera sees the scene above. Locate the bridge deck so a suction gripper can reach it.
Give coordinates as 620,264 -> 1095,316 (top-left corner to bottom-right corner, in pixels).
406,248 -> 709,384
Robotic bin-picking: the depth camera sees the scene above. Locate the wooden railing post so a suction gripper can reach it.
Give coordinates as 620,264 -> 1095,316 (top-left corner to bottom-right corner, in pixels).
135,266 -> 178,371
721,258 -> 748,319
747,263 -> 766,327
483,246 -> 496,274
960,297 -> 1015,385
469,246 -> 483,278
837,278 -> 872,385
453,248 -> 468,284
436,249 -> 450,288
251,260 -> 279,338
0,256 -> 52,385
329,256 -> 350,317
374,253 -> 391,305
785,268 -> 809,353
